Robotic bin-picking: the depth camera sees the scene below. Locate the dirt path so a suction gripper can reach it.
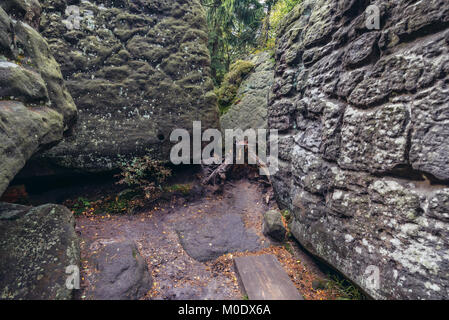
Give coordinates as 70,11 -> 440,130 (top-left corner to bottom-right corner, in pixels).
73,178 -> 339,300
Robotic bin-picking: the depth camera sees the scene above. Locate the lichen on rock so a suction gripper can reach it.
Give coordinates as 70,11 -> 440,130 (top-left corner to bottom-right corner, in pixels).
36,0 -> 220,172
0,203 -> 80,300
0,2 -> 77,196
269,0 -> 449,299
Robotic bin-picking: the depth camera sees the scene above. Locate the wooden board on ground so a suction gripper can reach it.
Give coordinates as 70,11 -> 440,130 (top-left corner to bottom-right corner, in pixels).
234,254 -> 304,300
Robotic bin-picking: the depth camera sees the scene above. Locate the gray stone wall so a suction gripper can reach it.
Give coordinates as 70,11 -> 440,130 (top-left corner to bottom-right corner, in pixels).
269,0 -> 449,299
0,0 -> 77,195
220,51 -> 274,130
38,0 -> 220,171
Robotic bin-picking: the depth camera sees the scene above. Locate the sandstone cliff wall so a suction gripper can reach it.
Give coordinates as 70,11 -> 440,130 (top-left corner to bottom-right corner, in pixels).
38,0 -> 220,172
0,0 -> 77,195
0,2 -> 80,300
220,51 -> 274,131
269,0 -> 449,299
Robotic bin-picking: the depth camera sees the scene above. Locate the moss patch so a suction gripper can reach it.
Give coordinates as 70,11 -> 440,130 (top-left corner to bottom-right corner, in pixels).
216,60 -> 255,114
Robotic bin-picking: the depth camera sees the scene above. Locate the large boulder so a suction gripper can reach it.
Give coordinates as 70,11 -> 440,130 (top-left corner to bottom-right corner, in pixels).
0,203 -> 80,299
262,209 -> 286,242
176,212 -> 263,262
220,51 -> 274,130
36,0 -> 220,172
269,0 -> 449,299
0,1 -> 77,195
87,240 -> 152,300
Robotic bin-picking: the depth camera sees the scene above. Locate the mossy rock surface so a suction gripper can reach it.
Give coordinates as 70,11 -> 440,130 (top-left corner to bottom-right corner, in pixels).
0,3 -> 77,195
220,51 -> 274,130
0,203 -> 80,300
87,240 -> 152,300
34,0 -> 219,172
216,59 -> 255,113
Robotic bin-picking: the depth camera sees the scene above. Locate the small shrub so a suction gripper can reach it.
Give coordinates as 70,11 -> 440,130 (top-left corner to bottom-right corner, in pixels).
284,242 -> 294,254
281,209 -> 292,224
116,155 -> 172,202
72,197 -> 91,215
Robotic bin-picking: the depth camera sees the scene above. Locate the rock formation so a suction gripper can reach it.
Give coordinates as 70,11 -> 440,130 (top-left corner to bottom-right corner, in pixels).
0,1 -> 80,300
269,0 -> 449,299
0,0 -> 77,195
0,203 -> 80,299
262,209 -> 286,242
37,0 -> 220,172
220,51 -> 274,130
87,240 -> 152,300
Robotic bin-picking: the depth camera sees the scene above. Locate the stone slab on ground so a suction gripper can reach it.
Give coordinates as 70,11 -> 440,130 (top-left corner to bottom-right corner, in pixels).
88,240 -> 152,300
0,203 -> 80,300
234,254 -> 303,300
176,213 -> 264,262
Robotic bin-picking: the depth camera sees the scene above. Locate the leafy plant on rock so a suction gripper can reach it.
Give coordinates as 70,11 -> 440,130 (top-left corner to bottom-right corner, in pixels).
116,155 -> 172,202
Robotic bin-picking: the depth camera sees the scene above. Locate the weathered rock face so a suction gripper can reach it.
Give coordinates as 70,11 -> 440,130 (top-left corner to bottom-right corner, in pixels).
0,203 -> 80,299
87,240 -> 152,300
262,209 -> 286,242
269,0 -> 449,299
0,1 -> 77,195
176,212 -> 264,262
220,52 -> 274,130
38,0 -> 219,171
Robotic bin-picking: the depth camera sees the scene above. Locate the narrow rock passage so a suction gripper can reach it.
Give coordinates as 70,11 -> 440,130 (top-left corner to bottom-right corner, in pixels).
73,179 -> 339,300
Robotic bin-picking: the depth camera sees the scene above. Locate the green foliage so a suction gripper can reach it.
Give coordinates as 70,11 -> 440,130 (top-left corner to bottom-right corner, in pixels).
215,59 -> 255,113
265,0 -> 303,49
103,196 -> 132,214
164,183 -> 193,196
116,155 -> 172,201
72,197 -> 91,215
202,0 -> 302,84
66,190 -> 144,216
202,0 -> 265,84
326,274 -> 366,300
281,209 -> 292,224
284,242 -> 294,254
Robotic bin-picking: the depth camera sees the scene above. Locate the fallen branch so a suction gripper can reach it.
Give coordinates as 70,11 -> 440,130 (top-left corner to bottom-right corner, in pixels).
201,141 -> 273,185
201,160 -> 232,185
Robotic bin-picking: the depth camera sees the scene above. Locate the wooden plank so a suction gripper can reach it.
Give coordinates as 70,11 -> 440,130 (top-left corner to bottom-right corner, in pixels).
234,254 -> 304,300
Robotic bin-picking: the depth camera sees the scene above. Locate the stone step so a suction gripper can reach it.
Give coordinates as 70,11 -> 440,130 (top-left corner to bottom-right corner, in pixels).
234,254 -> 304,300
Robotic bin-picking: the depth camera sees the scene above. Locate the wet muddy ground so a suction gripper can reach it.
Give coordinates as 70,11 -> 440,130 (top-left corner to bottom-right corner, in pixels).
71,178 -> 339,300
9,167 -> 345,300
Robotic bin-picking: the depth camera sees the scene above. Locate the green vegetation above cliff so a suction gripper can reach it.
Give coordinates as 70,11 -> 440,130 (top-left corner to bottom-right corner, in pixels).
215,59 -> 255,113
202,0 -> 302,85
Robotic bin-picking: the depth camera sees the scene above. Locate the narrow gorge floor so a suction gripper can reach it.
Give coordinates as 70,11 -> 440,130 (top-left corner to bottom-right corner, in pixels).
68,178 -> 341,300
12,173 -> 345,300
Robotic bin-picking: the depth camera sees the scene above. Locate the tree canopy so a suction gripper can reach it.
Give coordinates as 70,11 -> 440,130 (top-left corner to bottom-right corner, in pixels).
201,0 -> 302,85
